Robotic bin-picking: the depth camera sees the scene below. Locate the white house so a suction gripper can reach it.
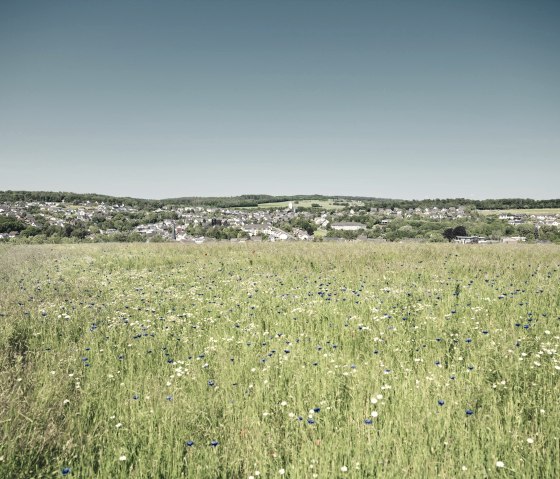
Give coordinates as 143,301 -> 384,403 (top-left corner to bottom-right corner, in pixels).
331,222 -> 366,231
502,236 -> 526,243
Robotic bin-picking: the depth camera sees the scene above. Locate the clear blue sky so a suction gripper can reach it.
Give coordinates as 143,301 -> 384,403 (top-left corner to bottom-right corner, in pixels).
1,0 -> 558,199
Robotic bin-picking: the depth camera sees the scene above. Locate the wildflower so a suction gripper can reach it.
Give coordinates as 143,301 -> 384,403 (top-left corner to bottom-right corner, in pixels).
119,455 -> 127,461
279,469 -> 285,475
438,400 -> 445,406
115,423 -> 123,428
63,399 -> 70,405
465,409 -> 474,416
364,418 -> 373,425
371,411 -> 378,418
185,440 -> 194,447
210,440 -> 219,447
527,438 -> 534,444
61,467 -> 71,475
341,466 -> 348,472
496,461 -> 504,468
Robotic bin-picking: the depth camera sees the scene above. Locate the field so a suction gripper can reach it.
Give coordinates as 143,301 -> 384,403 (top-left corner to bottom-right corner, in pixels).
477,208 -> 560,216
1,243 -> 559,478
241,199 -> 359,210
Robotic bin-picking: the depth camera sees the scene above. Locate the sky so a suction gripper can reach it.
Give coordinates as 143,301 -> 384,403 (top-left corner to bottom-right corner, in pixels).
0,0 -> 559,200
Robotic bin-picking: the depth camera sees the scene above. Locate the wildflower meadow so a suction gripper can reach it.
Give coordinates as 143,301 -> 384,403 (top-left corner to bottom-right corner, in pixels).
0,242 -> 558,478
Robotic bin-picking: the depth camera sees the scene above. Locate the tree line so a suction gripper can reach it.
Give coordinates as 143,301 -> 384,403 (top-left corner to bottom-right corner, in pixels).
2,191 -> 559,210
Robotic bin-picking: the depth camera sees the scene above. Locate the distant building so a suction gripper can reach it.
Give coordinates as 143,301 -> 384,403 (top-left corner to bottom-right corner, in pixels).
502,236 -> 526,243
331,222 -> 366,231
241,224 -> 267,236
454,236 -> 484,244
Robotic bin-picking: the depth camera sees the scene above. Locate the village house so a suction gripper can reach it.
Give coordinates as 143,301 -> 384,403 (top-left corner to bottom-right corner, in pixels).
331,222 -> 366,231
502,236 -> 527,243
292,228 -> 311,240
241,224 -> 270,236
454,236 -> 485,244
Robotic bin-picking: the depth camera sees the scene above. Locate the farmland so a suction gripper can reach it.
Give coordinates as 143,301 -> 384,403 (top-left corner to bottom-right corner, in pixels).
240,199 -> 355,210
1,243 -> 559,478
477,208 -> 560,216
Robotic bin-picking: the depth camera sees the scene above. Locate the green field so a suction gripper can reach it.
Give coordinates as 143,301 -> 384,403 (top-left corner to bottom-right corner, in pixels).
478,208 -> 560,216
1,243 -> 559,478
242,199 -> 359,210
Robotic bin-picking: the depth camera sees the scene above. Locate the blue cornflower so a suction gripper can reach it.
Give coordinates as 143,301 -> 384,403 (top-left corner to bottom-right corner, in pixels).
307,418 -> 315,425
133,395 -> 139,400
166,395 -> 173,401
364,419 -> 373,425
465,338 -> 472,343
313,407 -> 320,413
61,467 -> 71,476
210,440 -> 219,447
466,409 -> 474,416
438,400 -> 445,406
208,380 -> 215,387
185,440 -> 194,447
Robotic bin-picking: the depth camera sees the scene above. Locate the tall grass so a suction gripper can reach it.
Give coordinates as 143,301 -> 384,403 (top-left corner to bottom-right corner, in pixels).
0,243 -> 558,478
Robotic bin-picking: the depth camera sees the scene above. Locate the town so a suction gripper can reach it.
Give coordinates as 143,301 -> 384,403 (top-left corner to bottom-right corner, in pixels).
1,194 -> 559,244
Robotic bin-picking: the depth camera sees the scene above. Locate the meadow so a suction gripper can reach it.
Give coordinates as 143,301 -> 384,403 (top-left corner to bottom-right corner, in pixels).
0,243 -> 558,478
240,199 -> 355,210
477,208 -> 560,216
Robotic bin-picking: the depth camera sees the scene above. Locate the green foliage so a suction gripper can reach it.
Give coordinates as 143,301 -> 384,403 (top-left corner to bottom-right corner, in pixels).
289,217 -> 317,235
0,215 -> 26,233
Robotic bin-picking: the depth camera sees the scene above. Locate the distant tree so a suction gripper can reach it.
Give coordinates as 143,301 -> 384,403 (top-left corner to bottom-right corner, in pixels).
442,228 -> 455,242
21,226 -> 42,237
0,216 -> 26,233
452,226 -> 467,237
